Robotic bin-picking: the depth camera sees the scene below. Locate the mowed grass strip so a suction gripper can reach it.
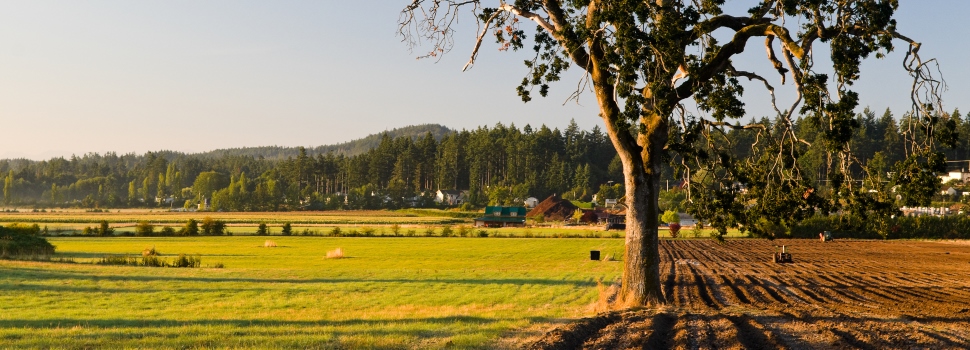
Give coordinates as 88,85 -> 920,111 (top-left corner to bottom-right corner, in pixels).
0,237 -> 623,349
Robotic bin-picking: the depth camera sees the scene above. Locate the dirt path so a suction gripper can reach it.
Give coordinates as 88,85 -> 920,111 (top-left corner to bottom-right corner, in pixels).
531,239 -> 970,349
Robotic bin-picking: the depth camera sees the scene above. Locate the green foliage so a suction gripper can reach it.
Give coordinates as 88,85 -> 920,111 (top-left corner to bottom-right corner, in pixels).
659,190 -> 686,213
200,216 -> 226,235
791,214 -> 970,240
193,172 -> 229,203
661,210 -> 680,225
98,253 -> 202,268
281,223 -> 292,236
892,151 -> 946,206
182,219 -> 199,236
595,183 -> 622,203
171,254 -> 202,268
99,220 -> 113,236
440,225 -> 453,237
256,223 -> 268,236
134,221 -> 154,236
0,226 -> 55,258
4,223 -> 40,235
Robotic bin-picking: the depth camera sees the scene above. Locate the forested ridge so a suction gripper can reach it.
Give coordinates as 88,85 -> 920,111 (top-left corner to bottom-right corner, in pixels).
2,108 -> 968,211
192,123 -> 453,159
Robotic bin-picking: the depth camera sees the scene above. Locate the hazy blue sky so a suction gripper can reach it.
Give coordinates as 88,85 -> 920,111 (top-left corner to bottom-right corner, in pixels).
1,1 -> 966,160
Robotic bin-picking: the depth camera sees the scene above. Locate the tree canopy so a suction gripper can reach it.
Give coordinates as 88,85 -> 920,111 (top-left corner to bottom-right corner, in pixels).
400,0 -> 946,306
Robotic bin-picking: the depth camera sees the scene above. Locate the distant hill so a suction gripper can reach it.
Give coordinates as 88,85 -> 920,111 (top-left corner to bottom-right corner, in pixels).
193,124 -> 454,160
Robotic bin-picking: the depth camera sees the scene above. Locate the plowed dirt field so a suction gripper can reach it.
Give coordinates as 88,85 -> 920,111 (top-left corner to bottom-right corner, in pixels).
532,239 -> 970,349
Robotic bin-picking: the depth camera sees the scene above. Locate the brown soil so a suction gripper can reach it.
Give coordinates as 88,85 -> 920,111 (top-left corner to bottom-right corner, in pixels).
532,239 -> 970,349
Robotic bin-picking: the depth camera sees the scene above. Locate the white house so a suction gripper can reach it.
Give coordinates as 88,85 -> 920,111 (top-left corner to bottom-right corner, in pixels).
434,190 -> 468,206
941,186 -> 961,196
524,197 -> 539,208
939,171 -> 970,184
198,198 -> 211,211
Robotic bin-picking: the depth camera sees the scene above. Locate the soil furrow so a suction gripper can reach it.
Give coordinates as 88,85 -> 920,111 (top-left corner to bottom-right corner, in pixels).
533,239 -> 970,349
719,274 -> 752,304
687,264 -> 722,309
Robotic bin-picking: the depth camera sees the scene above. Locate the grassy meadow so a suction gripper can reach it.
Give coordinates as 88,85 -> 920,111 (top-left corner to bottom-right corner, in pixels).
0,236 -> 624,349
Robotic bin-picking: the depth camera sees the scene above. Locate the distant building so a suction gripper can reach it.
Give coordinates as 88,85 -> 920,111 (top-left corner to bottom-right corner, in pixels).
941,186 -> 961,196
939,171 -> 970,184
474,206 -> 527,227
524,197 -> 539,208
434,190 -> 468,206
678,213 -> 698,227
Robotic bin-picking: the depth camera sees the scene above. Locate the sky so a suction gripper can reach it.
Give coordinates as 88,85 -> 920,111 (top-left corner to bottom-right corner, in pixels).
0,0 -> 967,160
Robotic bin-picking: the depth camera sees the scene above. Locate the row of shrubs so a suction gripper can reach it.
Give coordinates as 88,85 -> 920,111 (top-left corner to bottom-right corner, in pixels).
0,224 -> 55,259
26,220 -> 624,239
289,225 -> 622,238
791,215 -> 970,239
98,248 -> 212,268
78,217 -> 230,237
97,254 -> 205,268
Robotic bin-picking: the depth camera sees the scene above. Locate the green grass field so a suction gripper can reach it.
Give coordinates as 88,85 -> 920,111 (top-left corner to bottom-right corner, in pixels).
0,236 -> 625,349
0,209 -> 746,239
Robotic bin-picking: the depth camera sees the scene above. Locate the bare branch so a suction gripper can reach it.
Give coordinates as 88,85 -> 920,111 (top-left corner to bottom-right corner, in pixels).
462,9 -> 502,71
398,0 -> 482,60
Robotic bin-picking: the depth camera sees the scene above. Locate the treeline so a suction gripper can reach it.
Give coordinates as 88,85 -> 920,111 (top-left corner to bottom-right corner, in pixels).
2,107 -> 967,212
793,215 -> 970,240
708,108 -> 969,185
0,121 -> 620,210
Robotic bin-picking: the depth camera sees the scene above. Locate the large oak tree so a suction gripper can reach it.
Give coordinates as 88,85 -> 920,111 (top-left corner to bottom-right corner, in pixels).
400,0 -> 945,306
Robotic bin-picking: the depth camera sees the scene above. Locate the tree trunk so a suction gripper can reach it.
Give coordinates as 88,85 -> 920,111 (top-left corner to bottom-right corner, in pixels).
621,165 -> 664,305
587,22 -> 667,305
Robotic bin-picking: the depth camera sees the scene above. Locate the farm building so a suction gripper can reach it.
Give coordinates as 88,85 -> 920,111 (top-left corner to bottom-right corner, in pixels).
474,206 -> 527,227
524,197 -> 539,208
434,190 -> 468,206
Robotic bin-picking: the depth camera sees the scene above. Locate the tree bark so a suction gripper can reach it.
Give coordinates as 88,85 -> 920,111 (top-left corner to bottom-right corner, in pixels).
620,161 -> 664,305
587,9 -> 667,303
615,112 -> 667,306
